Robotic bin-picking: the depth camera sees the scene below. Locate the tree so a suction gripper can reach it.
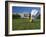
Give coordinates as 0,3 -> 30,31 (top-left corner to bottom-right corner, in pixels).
12,14 -> 21,19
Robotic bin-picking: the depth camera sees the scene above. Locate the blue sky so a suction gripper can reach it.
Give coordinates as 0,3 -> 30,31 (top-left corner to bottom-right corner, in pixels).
12,6 -> 40,13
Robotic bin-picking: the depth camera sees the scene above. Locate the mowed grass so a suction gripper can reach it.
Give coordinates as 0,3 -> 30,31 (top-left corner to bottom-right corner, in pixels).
12,18 -> 40,30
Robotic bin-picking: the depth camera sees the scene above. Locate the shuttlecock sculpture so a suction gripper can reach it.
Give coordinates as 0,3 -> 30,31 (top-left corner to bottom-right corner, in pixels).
29,9 -> 39,22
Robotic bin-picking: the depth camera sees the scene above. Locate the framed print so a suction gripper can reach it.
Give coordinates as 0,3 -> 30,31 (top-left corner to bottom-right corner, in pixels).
5,1 -> 45,36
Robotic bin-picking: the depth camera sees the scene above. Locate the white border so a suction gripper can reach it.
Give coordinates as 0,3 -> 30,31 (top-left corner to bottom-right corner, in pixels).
8,2 -> 43,34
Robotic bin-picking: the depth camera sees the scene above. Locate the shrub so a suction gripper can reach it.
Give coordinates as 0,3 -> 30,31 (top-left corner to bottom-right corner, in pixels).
36,15 -> 40,19
12,14 -> 21,19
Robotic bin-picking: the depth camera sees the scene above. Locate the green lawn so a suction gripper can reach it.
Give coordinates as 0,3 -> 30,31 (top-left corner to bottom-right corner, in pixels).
12,18 -> 40,30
